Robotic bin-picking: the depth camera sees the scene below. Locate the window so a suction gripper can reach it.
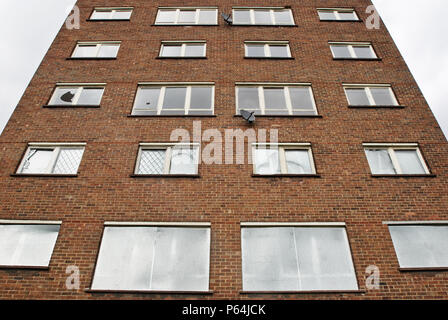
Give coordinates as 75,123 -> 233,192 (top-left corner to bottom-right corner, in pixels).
386,222 -> 448,269
135,143 -> 200,176
363,143 -> 430,175
71,42 -> 120,58
17,143 -> 85,175
91,223 -> 211,292
344,84 -> 398,106
318,8 -> 359,21
90,7 -> 133,20
233,8 -> 295,25
48,84 -> 105,106
241,223 -> 358,291
236,83 -> 317,116
0,221 -> 60,267
155,7 -> 217,25
252,143 -> 316,175
132,83 -> 214,116
245,41 -> 291,58
330,42 -> 377,59
159,41 -> 206,57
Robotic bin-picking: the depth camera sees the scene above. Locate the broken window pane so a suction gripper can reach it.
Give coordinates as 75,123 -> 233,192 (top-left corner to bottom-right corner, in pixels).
134,87 -> 161,113
51,87 -> 78,105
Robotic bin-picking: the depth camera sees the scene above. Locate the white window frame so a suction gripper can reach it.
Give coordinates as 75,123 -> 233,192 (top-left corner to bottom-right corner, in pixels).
48,83 -> 106,106
343,84 -> 399,106
363,143 -> 430,175
72,41 -> 121,58
159,41 -> 207,57
17,142 -> 86,175
330,42 -> 377,59
317,8 -> 359,21
252,143 -> 317,175
232,7 -> 295,25
244,41 -> 291,58
135,143 -> 200,175
155,7 -> 218,25
235,83 -> 318,115
132,82 -> 215,115
90,7 -> 133,20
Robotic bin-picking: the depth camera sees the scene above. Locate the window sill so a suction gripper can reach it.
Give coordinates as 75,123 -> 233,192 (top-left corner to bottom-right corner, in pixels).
244,57 -> 294,60
86,19 -> 131,22
43,105 -> 100,108
234,114 -> 322,118
231,24 -> 298,27
240,289 -> 365,294
333,58 -> 382,61
252,174 -> 320,178
128,114 -> 216,118
152,24 -> 218,27
66,57 -> 117,60
11,174 -> 79,178
320,19 -> 363,23
130,174 -> 200,178
399,267 -> 448,272
371,174 -> 436,178
348,105 -> 405,109
86,289 -> 213,295
0,265 -> 50,270
156,56 -> 207,59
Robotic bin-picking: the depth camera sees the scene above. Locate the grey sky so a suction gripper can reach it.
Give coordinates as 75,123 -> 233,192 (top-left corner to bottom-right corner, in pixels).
0,0 -> 447,138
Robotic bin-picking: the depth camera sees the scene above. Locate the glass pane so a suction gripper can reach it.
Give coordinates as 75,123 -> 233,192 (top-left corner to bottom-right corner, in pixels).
370,88 -> 396,106
178,10 -> 196,23
161,45 -> 182,57
285,150 -> 313,174
198,9 -> 216,24
163,87 -> 187,110
389,225 -> 448,268
73,45 -> 97,58
134,87 -> 160,112
273,10 -> 293,25
254,10 -> 272,25
97,44 -> 120,58
91,10 -> 112,20
289,87 -> 315,111
51,87 -> 79,105
151,227 -> 210,291
345,88 -> 370,106
190,87 -> 212,110
394,150 -> 426,174
237,87 -> 260,113
269,45 -> 289,57
20,149 -> 54,174
294,228 -> 358,291
365,149 -> 396,174
170,147 -> 198,174
318,11 -> 336,20
242,228 -> 299,291
246,44 -> 265,57
77,88 -> 104,105
353,46 -> 375,59
338,12 -> 357,21
233,10 -> 251,24
264,88 -> 287,113
0,224 -> 60,267
331,45 -> 352,58
138,150 -> 166,174
185,44 -> 205,57
53,148 -> 84,174
156,10 -> 176,23
254,148 -> 280,174
113,10 -> 132,19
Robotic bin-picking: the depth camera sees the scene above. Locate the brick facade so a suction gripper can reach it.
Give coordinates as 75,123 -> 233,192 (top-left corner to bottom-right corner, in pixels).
0,0 -> 447,299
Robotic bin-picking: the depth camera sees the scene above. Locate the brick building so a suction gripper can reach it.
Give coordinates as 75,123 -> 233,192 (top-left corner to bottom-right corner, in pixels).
0,0 -> 447,299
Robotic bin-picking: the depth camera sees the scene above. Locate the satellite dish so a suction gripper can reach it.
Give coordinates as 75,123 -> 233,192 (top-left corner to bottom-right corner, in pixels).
61,91 -> 75,103
240,109 -> 255,123
221,13 -> 233,24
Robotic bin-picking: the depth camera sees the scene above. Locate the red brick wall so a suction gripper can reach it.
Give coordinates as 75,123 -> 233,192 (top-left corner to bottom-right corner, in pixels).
0,0 -> 447,299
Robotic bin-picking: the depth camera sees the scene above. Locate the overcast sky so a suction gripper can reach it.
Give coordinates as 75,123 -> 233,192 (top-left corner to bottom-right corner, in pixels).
0,0 -> 447,138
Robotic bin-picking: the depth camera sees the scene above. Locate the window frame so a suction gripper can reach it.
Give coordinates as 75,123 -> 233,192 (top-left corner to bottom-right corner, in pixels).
71,41 -> 121,59
235,83 -> 318,116
363,143 -> 431,175
244,41 -> 292,58
47,83 -> 106,107
155,7 -> 218,25
131,82 -> 215,116
134,143 -> 200,176
89,7 -> 134,21
329,42 -> 378,59
232,7 -> 295,26
343,84 -> 399,107
251,143 -> 317,176
16,142 -> 86,176
317,8 -> 360,21
159,41 -> 207,58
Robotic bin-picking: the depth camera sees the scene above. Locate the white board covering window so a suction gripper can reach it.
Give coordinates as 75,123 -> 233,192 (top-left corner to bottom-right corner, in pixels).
90,8 -> 133,20
344,85 -> 398,106
330,43 -> 377,59
241,225 -> 358,291
155,8 -> 217,25
160,41 -> 206,57
233,8 -> 295,25
17,144 -> 85,175
388,224 -> 448,269
91,225 -> 211,291
318,9 -> 359,21
245,42 -> 291,58
49,85 -> 105,106
0,223 -> 60,267
72,42 -> 120,58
